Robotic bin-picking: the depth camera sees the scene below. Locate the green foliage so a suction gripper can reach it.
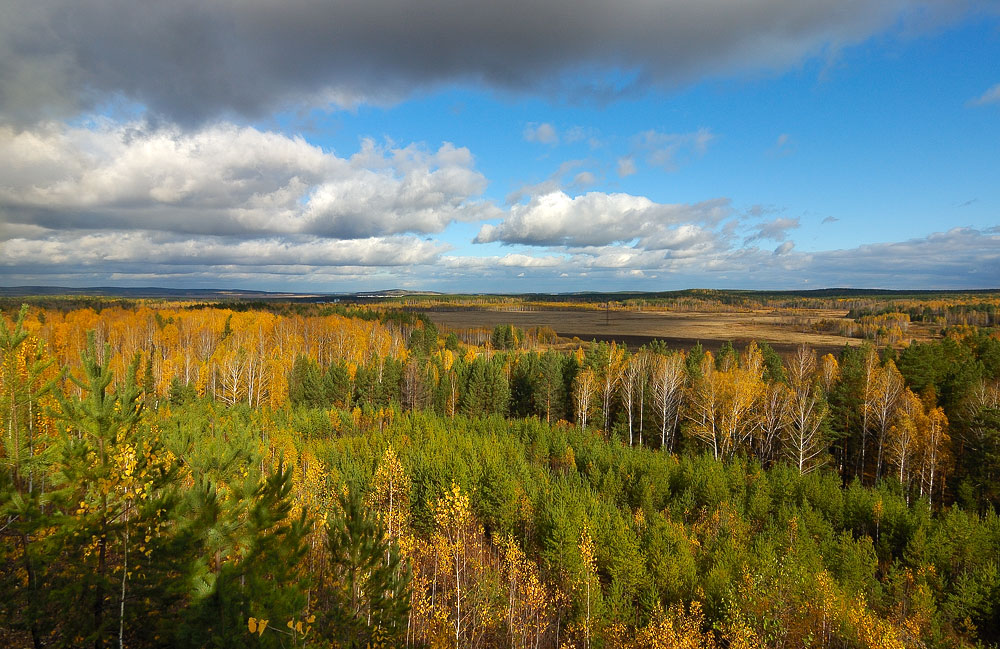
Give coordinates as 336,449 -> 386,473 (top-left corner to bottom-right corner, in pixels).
168,375 -> 198,405
715,340 -> 736,370
178,465 -> 309,649
0,306 -> 59,647
686,342 -> 706,380
955,406 -> 1000,513
460,356 -> 510,417
757,342 -> 786,383
321,488 -> 410,647
288,354 -> 326,408
491,324 -> 523,350
408,322 -> 439,356
898,336 -> 983,411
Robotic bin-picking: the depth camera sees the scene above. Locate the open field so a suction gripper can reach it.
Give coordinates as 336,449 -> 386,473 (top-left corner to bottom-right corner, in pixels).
420,307 -> 869,356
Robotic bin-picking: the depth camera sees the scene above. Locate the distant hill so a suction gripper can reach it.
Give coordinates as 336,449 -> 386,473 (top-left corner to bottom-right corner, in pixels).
0,286 -> 447,303
0,285 -> 996,302
0,286 -> 335,300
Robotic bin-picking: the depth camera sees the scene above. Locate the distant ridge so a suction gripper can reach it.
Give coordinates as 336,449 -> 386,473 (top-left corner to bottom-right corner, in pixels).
0,286 -> 442,301
0,286 -> 997,301
354,289 -> 444,298
0,286 -> 332,299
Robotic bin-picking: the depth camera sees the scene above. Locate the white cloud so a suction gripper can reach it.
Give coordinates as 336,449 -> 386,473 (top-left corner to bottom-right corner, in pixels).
617,156 -> 637,177
473,227 -> 998,291
443,254 -> 565,269
504,158 -> 590,204
0,232 -> 446,269
474,190 -> 732,249
0,119 -> 492,288
564,126 -> 600,147
0,121 -> 496,238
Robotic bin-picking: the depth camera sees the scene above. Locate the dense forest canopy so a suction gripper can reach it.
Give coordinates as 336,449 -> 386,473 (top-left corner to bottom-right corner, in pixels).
1,299 -> 999,648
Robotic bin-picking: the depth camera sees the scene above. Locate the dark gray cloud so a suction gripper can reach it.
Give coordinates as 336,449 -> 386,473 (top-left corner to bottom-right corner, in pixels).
1,0 -> 985,124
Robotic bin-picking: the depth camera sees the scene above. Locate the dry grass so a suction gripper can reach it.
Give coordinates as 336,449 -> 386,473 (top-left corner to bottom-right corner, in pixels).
422,307 -> 866,356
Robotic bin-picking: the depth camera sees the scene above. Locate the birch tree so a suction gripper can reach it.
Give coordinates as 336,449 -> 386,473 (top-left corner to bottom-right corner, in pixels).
785,345 -> 828,474
652,352 -> 685,453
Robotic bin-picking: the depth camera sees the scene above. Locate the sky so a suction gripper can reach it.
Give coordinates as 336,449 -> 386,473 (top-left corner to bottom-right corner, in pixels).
0,0 -> 998,293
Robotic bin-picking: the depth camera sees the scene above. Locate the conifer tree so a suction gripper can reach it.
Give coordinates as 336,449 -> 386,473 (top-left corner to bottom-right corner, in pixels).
46,333 -> 182,648
179,465 -> 309,648
323,487 -> 410,648
0,305 -> 59,648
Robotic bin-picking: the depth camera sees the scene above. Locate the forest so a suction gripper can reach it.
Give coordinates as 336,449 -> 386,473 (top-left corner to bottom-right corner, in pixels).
1,300 -> 999,648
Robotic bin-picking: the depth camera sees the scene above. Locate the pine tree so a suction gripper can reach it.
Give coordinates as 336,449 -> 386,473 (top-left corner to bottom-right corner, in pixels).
178,464 -> 309,648
0,305 -> 59,648
45,333 -> 182,648
323,487 -> 411,648
288,355 -> 325,408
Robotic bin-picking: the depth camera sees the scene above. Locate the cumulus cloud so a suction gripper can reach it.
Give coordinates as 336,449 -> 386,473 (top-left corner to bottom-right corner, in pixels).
443,254 -> 565,269
474,191 -> 732,249
0,119 -> 495,288
0,232 -> 445,269
0,121 -> 495,238
0,0 -> 982,124
0,231 -> 448,294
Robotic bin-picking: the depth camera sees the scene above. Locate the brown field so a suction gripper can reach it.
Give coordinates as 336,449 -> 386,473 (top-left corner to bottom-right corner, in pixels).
421,308 -> 866,356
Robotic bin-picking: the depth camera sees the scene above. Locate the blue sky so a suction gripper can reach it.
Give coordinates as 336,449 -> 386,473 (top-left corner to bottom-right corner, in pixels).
0,0 -> 998,292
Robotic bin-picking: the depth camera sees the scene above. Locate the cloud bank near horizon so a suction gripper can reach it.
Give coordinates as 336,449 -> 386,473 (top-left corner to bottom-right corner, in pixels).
1,117 -> 996,290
